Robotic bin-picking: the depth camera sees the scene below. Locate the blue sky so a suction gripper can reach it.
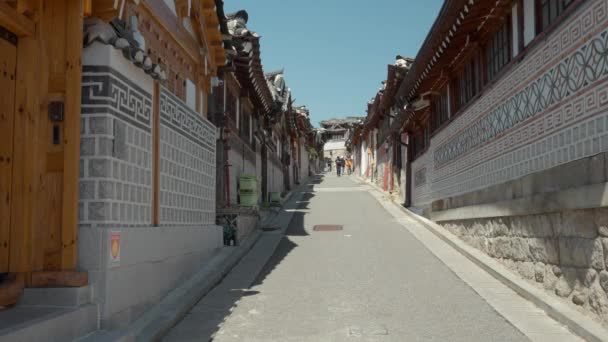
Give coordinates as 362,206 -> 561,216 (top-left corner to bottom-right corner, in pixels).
224,1 -> 444,126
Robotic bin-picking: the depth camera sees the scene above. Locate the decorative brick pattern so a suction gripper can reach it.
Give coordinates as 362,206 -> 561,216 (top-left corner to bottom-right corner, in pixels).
80,65 -> 153,226
414,168 -> 427,188
159,88 -> 216,225
412,0 -> 608,207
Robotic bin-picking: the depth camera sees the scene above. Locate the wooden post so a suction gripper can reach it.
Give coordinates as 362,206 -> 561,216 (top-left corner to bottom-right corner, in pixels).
60,0 -> 84,270
10,19 -> 41,276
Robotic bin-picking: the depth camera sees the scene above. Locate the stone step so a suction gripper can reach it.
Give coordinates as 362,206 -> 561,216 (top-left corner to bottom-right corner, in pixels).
0,304 -> 98,342
18,286 -> 91,308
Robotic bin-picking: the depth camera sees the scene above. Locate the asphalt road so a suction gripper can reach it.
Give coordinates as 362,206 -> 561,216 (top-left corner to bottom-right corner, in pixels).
166,174 -> 528,341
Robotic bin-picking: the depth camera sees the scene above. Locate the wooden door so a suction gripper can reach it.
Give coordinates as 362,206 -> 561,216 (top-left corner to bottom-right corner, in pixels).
0,28 -> 17,273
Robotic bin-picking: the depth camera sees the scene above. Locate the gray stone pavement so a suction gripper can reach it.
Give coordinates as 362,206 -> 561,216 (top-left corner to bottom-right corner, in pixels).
164,174 -> 580,341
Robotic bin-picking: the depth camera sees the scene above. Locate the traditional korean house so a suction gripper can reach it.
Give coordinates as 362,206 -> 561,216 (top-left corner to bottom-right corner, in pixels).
0,0 -> 228,338
319,117 -> 364,169
266,69 -> 294,191
210,9 -> 276,241
394,0 -> 608,324
354,56 -> 412,195
294,105 -> 316,180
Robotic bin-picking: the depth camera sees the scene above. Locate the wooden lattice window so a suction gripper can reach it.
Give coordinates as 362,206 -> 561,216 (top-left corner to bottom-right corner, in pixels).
456,57 -> 479,109
538,0 -> 574,32
485,18 -> 512,82
432,86 -> 450,131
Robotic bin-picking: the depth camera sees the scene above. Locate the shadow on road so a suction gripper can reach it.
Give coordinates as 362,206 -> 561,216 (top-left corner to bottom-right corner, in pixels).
166,174 -> 324,342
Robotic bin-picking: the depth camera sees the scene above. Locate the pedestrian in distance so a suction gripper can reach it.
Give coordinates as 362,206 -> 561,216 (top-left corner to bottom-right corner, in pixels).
336,156 -> 342,177
346,157 -> 353,175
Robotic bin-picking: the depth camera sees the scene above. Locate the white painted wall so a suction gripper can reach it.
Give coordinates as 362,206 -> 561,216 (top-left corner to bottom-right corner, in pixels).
186,79 -> 196,111
524,0 -> 536,45
512,4 -> 520,57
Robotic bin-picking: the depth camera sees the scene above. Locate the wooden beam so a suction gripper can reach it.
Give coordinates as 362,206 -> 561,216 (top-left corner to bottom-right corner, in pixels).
0,2 -> 35,36
60,0 -> 83,270
0,34 -> 17,273
30,271 -> 88,288
141,0 -> 200,63
0,273 -> 24,307
9,14 -> 41,274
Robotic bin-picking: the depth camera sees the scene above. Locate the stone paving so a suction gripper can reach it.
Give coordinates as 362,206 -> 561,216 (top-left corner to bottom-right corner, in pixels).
164,174 -> 582,341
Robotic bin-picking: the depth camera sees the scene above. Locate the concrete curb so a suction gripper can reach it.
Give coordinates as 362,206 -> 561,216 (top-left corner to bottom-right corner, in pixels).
362,180 -> 608,342
402,209 -> 608,342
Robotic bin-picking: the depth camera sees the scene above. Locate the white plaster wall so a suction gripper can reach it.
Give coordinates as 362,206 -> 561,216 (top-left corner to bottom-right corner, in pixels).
523,0 -> 536,45
79,225 -> 222,329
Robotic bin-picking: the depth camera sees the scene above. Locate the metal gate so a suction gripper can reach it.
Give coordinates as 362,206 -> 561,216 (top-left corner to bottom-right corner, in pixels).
0,26 -> 17,273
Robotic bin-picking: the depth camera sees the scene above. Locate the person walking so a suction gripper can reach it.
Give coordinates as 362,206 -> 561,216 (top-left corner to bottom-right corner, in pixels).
346,157 -> 353,175
336,156 -> 342,177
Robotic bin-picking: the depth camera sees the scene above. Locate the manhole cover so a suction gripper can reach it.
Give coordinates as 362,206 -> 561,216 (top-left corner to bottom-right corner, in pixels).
313,225 -> 343,231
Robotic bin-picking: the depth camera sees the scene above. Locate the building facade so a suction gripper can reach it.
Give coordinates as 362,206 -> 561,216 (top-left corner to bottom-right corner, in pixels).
387,0 -> 608,326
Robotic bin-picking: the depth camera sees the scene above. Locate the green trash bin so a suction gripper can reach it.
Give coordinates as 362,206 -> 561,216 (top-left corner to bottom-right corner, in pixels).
270,192 -> 281,203
239,191 -> 258,207
239,174 -> 257,192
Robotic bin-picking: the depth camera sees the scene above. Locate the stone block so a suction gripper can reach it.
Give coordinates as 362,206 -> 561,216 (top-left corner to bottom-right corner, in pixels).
89,159 -> 112,178
588,282 -> 608,317
98,181 -> 114,200
90,116 -> 112,135
559,210 -> 597,238
528,237 -> 559,264
78,203 -> 84,221
113,120 -> 128,161
585,269 -> 598,287
112,203 -> 120,221
98,137 -> 114,157
572,291 -> 587,306
89,202 -> 111,221
81,137 -> 96,156
80,160 -> 85,178
116,183 -> 123,200
560,238 -> 605,270
595,208 -> 608,237
79,180 -> 96,200
517,261 -> 536,280
510,215 -> 553,237
534,262 -> 545,283
600,271 -> 608,292
543,264 -> 559,290
488,218 -> 509,237
555,277 -> 573,298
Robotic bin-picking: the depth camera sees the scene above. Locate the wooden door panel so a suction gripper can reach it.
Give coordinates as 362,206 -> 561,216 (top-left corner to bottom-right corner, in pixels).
0,31 -> 17,273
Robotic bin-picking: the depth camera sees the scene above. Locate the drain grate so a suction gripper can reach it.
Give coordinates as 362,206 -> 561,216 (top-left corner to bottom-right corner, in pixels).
313,225 -> 343,231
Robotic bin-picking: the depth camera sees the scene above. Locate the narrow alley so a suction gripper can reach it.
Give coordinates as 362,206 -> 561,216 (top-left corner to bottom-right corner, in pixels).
164,174 -> 579,341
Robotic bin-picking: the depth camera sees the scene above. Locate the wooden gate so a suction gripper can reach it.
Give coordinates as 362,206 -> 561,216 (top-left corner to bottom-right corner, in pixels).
0,27 -> 17,274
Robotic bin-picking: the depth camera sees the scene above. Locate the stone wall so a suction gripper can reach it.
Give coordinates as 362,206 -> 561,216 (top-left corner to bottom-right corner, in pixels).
80,65 -> 153,227
442,209 -> 608,326
268,153 -> 284,198
79,43 -> 222,329
159,88 -> 216,225
227,134 -> 257,205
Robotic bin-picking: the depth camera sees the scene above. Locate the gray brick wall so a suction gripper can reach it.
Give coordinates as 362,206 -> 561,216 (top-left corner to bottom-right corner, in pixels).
80,65 -> 153,227
159,88 -> 216,225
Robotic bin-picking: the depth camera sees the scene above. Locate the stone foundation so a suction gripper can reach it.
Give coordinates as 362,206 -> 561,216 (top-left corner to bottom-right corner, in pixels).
441,208 -> 608,326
